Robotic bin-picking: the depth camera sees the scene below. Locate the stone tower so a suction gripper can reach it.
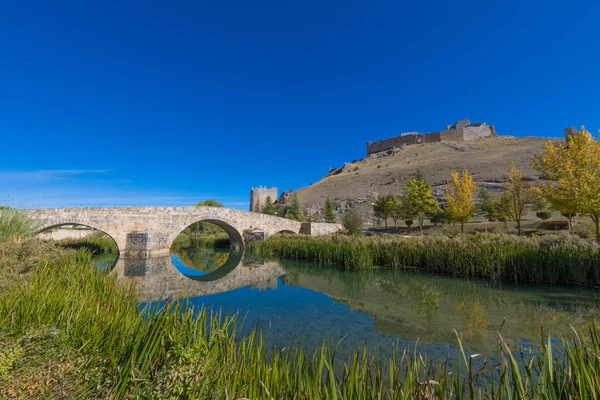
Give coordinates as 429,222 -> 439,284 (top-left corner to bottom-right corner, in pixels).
564,127 -> 579,140
249,186 -> 278,212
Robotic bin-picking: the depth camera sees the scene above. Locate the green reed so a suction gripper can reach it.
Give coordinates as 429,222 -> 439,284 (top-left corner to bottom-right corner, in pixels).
1,239 -> 599,398
0,204 -> 42,244
56,231 -> 119,255
248,233 -> 600,285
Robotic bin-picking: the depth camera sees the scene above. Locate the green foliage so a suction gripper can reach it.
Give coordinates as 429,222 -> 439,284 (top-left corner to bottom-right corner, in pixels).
261,196 -> 276,215
248,234 -> 600,285
429,208 -> 452,226
400,178 -> 440,235
1,240 -> 600,398
188,221 -> 224,236
404,219 -> 413,228
341,209 -> 363,236
323,197 -> 336,223
0,206 -> 41,244
536,211 -> 552,220
285,194 -> 304,221
195,199 -> 224,207
372,194 -> 396,228
479,187 -> 497,222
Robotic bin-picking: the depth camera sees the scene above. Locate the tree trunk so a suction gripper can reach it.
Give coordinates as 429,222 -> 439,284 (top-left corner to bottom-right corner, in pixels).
460,223 -> 464,233
516,219 -> 521,236
567,216 -> 573,234
419,216 -> 423,236
592,216 -> 600,243
384,219 -> 388,229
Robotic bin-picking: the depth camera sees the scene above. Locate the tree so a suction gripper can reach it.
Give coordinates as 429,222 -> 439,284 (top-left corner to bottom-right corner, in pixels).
286,194 -> 304,221
496,193 -> 513,233
504,163 -> 533,235
532,190 -> 552,220
533,126 -> 600,242
195,199 -> 224,207
323,197 -> 336,223
261,196 -> 276,215
445,169 -> 477,233
479,187 -> 497,222
341,208 -> 363,236
390,198 -> 405,228
400,179 -> 441,235
430,208 -> 452,227
373,194 -> 395,228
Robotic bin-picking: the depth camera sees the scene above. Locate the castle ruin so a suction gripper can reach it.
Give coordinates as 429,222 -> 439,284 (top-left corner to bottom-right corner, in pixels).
366,118 -> 496,155
249,186 -> 278,212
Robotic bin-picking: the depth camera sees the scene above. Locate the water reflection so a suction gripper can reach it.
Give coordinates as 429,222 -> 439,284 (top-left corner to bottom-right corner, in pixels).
113,251 -> 284,302
112,238 -> 600,365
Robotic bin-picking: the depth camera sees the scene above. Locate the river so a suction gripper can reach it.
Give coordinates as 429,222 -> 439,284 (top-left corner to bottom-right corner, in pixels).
109,237 -> 600,371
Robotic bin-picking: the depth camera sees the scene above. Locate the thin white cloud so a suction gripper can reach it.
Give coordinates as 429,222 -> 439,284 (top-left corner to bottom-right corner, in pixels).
0,169 -> 110,182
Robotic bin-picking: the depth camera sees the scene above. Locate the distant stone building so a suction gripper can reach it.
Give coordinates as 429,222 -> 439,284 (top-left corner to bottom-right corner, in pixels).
564,127 -> 579,140
249,186 -> 278,212
366,118 -> 496,155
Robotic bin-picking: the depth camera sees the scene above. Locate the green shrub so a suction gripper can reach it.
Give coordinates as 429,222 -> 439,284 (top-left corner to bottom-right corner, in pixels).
341,209 -> 362,236
536,211 -> 552,220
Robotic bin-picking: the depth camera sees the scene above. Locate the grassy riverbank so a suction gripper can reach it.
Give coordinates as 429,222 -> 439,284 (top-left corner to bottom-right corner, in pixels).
0,239 -> 598,398
248,234 -> 600,285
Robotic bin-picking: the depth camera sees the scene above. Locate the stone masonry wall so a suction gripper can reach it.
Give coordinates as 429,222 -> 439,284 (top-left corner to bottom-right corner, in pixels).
366,119 -> 494,155
463,124 -> 494,141
29,206 -> 342,257
250,186 -> 278,211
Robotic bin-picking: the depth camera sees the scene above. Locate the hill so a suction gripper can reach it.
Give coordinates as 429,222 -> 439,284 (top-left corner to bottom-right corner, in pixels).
295,136 -> 558,221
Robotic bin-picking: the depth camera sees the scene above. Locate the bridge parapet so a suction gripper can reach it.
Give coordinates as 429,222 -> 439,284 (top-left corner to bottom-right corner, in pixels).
27,206 -> 342,257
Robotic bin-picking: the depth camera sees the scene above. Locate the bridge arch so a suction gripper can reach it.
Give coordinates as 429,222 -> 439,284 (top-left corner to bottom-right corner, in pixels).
273,229 -> 298,236
36,222 -> 121,253
169,217 -> 244,249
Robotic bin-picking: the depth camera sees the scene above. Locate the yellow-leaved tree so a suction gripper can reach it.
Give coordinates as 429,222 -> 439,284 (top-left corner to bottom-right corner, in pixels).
532,126 -> 600,242
445,169 -> 477,233
504,163 -> 534,236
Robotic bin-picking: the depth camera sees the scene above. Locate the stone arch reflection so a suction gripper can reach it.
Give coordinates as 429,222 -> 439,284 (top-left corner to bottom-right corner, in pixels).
113,254 -> 284,302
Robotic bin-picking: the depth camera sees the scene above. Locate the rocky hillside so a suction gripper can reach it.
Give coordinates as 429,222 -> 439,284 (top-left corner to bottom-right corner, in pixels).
295,136 -> 558,220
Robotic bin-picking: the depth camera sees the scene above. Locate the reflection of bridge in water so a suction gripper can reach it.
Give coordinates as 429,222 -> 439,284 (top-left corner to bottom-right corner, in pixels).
112,252 -> 285,302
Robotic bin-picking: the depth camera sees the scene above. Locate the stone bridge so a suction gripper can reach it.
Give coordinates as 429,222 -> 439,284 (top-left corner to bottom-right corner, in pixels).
112,252 -> 286,302
28,206 -> 341,257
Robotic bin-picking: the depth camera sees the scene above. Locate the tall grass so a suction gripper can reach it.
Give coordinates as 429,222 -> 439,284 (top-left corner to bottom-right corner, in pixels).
0,205 -> 41,243
56,231 -> 119,255
1,240 -> 599,398
248,233 -> 600,285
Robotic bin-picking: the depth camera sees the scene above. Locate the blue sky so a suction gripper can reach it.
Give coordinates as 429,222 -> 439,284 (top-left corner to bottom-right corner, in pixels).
2,0 -> 599,209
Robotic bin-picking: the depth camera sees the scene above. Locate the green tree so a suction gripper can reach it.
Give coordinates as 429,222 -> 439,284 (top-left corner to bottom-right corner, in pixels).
391,198 -> 405,228
445,169 -> 477,233
323,197 -> 336,223
195,199 -> 224,207
400,179 -> 440,235
373,194 -> 395,228
286,194 -> 304,221
341,208 -> 363,236
261,196 -> 276,215
479,188 -> 497,222
496,193 -> 513,233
